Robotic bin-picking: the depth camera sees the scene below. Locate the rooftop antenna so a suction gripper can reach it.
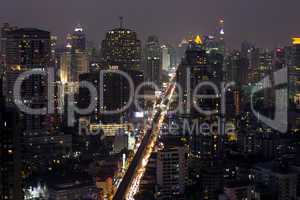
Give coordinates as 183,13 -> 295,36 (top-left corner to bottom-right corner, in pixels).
119,16 -> 124,28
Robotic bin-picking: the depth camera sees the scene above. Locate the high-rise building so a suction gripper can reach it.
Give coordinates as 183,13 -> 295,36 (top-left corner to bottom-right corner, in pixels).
289,38 -> 300,109
225,50 -> 242,83
59,51 -> 72,83
101,20 -> 142,71
161,45 -> 171,71
3,28 -> 65,170
0,23 -> 18,74
156,145 -> 188,199
144,35 -> 161,85
0,76 -> 23,200
5,28 -> 51,70
273,48 -> 286,71
61,25 -> 89,82
78,68 -> 144,124
69,24 -> 86,52
176,39 -> 222,116
4,28 -> 51,129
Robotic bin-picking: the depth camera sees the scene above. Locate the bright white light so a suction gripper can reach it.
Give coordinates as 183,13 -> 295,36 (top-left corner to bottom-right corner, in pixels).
135,112 -> 144,118
220,29 -> 225,35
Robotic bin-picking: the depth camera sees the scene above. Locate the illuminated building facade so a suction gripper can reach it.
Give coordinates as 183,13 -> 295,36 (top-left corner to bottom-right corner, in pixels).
156,145 -> 188,199
144,35 -> 161,85
4,28 -> 52,134
289,38 -> 300,109
176,39 -> 222,116
60,25 -> 89,82
5,28 -> 51,70
161,45 -> 171,72
69,24 -> 86,52
101,23 -> 142,71
3,28 -> 65,170
0,23 -> 18,73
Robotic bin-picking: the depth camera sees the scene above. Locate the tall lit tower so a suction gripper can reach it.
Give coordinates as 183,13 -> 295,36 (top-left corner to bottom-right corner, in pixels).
144,35 -> 161,85
219,18 -> 225,41
217,18 -> 225,55
101,18 -> 142,71
60,24 -> 88,82
290,38 -> 300,109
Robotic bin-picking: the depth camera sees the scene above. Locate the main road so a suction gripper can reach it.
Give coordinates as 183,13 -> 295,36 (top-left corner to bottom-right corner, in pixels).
113,73 -> 177,200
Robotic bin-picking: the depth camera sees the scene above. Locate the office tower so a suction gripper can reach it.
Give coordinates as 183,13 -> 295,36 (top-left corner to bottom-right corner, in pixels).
156,145 -> 188,199
50,35 -> 60,79
218,18 -> 225,55
61,25 -> 89,82
101,19 -> 142,71
4,28 -> 51,128
59,51 -> 72,83
78,69 -> 144,124
203,35 -> 224,56
290,38 -> 300,109
177,38 -> 190,65
112,130 -> 130,154
225,50 -> 242,83
176,39 -> 222,116
248,48 -> 260,84
273,48 -> 286,71
176,39 -> 224,199
240,41 -> 255,84
5,28 -> 51,70
0,76 -> 23,200
258,49 -> 273,78
287,38 -> 300,130
69,24 -> 86,52
3,28 -> 66,171
4,28 -> 52,132
144,35 -> 162,85
167,45 -> 177,70
161,45 -> 171,71
71,50 -> 89,81
0,23 -> 18,73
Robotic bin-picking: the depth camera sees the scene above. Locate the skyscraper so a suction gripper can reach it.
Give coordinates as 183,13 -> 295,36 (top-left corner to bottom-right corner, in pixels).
69,24 -> 86,52
4,28 -> 51,128
101,19 -> 142,71
0,76 -> 23,200
290,38 -> 300,109
156,145 -> 188,199
3,28 -> 64,170
0,23 -> 18,74
176,39 -> 224,199
161,45 -> 171,72
61,25 -> 89,82
78,69 -> 144,124
176,39 -> 222,116
5,28 -> 51,70
144,35 -> 161,85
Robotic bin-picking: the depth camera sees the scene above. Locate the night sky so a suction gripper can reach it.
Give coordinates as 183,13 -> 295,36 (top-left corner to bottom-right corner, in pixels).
1,0 -> 300,48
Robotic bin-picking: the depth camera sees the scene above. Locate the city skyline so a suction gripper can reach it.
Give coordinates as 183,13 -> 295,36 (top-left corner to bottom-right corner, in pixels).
1,0 -> 300,48
1,2 -> 300,200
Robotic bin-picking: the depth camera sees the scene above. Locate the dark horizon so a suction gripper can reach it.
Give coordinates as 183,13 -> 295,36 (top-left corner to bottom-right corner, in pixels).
2,0 -> 300,49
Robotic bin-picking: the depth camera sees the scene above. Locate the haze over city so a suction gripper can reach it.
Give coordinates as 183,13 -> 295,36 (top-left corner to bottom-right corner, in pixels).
1,0 -> 300,47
